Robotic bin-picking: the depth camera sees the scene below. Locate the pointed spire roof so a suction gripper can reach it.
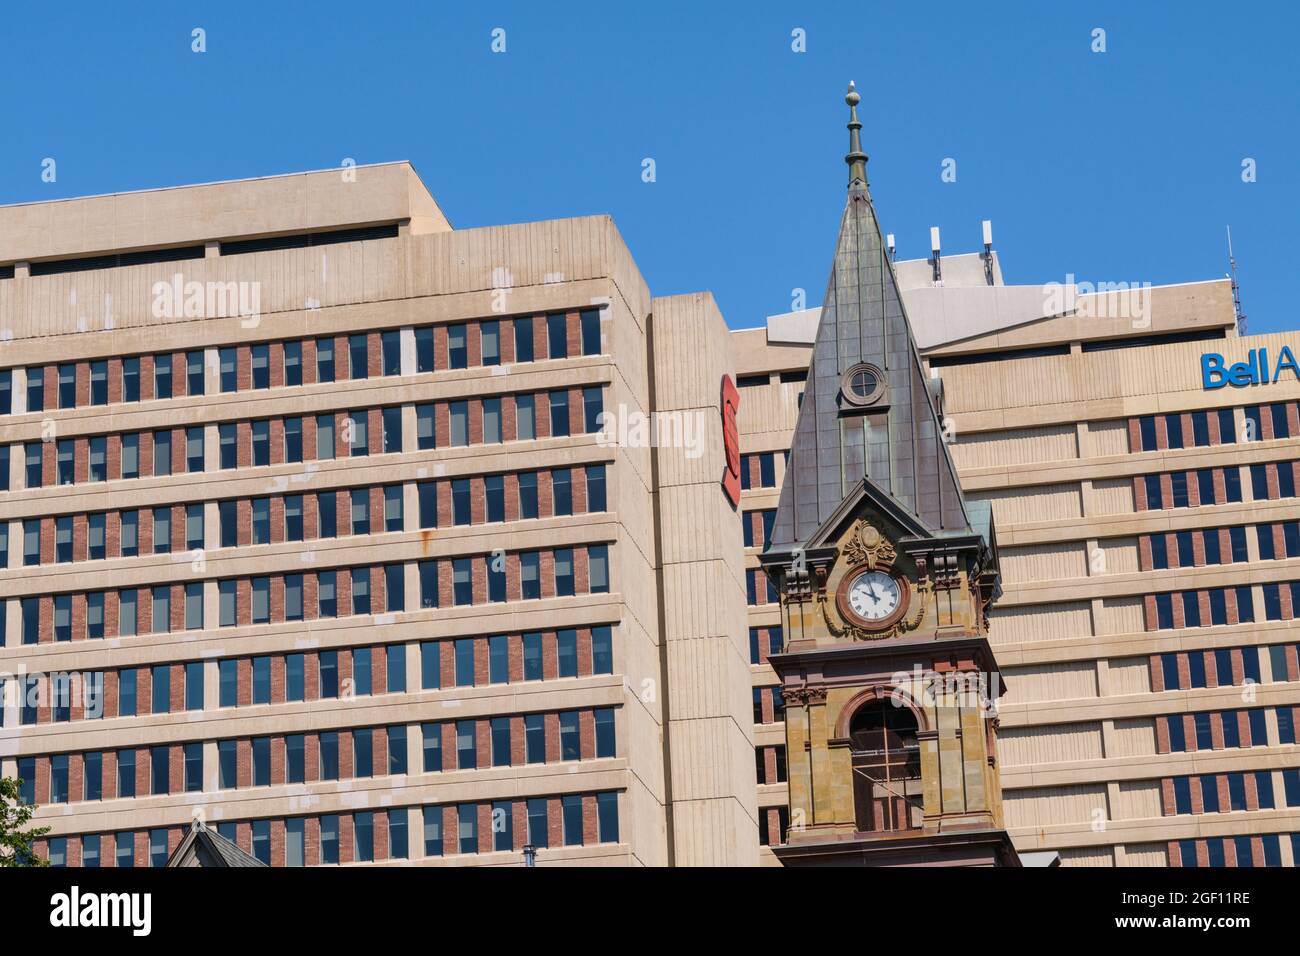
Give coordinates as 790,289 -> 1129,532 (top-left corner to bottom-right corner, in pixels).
769,84 -> 976,551
165,819 -> 267,867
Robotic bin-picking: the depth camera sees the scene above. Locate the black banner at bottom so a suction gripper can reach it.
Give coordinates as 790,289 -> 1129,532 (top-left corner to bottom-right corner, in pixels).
3,864 -> 1281,943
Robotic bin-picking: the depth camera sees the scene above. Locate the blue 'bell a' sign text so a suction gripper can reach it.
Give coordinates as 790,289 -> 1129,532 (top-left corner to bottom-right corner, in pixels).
1202,347 -> 1300,390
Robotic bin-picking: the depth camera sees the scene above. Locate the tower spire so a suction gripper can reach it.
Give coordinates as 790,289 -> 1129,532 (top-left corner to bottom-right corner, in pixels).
844,81 -> 868,188
770,93 -> 977,551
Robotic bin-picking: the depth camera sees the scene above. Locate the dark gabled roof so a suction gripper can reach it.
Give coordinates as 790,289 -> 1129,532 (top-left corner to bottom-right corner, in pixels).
769,84 -> 974,551
777,475 -> 934,558
166,820 -> 266,868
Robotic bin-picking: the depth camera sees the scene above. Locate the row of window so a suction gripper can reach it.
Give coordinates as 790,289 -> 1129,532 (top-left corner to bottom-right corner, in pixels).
410,467 -> 605,531
20,744 -> 202,804
35,790 -> 620,867
2,465 -> 607,567
1158,582 -> 1300,630
7,583 -> 208,644
1245,402 -> 1298,442
1147,586 -> 1255,631
10,427 -> 208,488
1165,770 -> 1298,815
1159,707 -> 1296,753
1152,646 -> 1265,692
1137,466 -> 1242,511
5,628 -> 616,726
1249,461 -> 1300,501
2,352 -> 206,412
17,709 -> 617,805
5,504 -> 203,564
1,547 -> 612,645
1172,833 -> 1291,868
0,310 -> 602,416
1258,520 -> 1300,561
2,387 -> 605,491
1148,520 -> 1300,570
736,370 -> 807,390
203,630 -> 613,705
1133,410 -> 1237,451
1144,527 -> 1248,570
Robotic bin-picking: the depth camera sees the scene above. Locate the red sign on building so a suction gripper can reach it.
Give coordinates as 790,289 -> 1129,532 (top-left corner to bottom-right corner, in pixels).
721,374 -> 741,507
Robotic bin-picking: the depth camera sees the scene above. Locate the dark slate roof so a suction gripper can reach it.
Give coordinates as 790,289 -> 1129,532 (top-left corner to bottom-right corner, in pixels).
769,107 -> 974,551
166,820 -> 266,867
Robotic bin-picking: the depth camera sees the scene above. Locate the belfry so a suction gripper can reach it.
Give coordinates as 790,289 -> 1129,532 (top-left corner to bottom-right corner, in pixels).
759,83 -> 1019,866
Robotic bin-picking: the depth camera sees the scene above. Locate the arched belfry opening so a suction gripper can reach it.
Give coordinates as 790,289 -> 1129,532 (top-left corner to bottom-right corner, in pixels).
848,697 -> 923,834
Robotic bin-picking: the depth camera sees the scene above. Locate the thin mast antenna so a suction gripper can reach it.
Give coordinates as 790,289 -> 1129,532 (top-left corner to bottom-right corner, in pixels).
1227,225 -> 1247,334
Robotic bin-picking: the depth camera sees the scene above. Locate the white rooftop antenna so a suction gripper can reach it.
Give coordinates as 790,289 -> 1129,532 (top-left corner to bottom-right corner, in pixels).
929,226 -> 942,285
981,220 -> 994,285
1227,225 -> 1246,334
886,233 -> 896,261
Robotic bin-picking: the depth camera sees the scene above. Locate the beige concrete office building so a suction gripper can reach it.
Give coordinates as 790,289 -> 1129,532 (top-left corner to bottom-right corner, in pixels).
0,163 -> 755,867
4,162 -> 1298,868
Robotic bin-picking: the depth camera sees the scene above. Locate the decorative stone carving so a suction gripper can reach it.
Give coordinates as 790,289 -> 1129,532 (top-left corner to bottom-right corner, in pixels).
780,685 -> 828,706
841,520 -> 896,571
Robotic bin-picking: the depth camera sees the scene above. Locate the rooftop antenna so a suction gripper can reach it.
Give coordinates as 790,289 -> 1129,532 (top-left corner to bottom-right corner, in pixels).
930,226 -> 943,285
886,233 -> 896,261
981,220 -> 994,286
1227,225 -> 1246,334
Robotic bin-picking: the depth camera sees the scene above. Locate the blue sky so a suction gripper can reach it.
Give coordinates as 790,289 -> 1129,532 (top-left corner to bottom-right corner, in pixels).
1,1 -> 1295,332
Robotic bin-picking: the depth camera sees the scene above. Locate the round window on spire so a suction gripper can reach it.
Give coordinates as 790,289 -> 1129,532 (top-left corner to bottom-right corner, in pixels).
849,368 -> 877,398
841,362 -> 885,408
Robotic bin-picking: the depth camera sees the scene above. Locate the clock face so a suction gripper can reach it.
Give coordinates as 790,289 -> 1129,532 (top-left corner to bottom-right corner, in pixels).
846,570 -> 901,623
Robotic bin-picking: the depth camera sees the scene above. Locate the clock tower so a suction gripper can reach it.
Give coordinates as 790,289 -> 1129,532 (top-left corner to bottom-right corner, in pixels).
759,84 -> 1019,866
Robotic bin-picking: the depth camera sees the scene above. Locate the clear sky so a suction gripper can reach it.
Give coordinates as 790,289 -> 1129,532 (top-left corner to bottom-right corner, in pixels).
1,1 -> 1295,332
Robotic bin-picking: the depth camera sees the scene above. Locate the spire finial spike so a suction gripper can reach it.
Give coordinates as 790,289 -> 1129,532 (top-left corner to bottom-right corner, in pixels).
844,82 -> 868,188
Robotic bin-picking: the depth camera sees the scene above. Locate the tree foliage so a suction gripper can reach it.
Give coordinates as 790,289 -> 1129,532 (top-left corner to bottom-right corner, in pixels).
0,777 -> 50,867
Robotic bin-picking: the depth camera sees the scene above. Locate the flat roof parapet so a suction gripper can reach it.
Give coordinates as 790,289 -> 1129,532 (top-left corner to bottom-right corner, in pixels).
0,162 -> 450,266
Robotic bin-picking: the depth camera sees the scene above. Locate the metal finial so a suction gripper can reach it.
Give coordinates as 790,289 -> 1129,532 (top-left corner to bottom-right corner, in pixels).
844,81 -> 868,188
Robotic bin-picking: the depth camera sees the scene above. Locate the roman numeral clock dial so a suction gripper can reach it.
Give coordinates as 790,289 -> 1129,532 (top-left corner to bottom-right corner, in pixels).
848,570 -> 898,620
836,566 -> 911,633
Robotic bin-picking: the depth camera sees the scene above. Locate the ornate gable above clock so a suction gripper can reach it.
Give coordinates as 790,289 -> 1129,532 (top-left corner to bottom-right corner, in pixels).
761,475 -> 999,647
